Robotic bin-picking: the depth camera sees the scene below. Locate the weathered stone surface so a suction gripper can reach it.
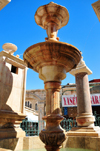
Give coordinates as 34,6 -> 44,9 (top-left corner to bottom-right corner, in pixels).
0,0 -> 11,11
62,136 -> 100,151
35,2 -> 69,30
75,72 -> 95,127
0,43 -> 27,139
0,148 -> 12,151
92,1 -> 100,22
0,136 -> 44,150
23,41 -> 81,75
23,136 -> 44,150
70,57 -> 92,76
69,57 -> 100,137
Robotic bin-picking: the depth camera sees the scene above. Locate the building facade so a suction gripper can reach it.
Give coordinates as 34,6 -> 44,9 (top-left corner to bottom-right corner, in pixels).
25,89 -> 46,122
25,79 -> 100,122
61,79 -> 100,119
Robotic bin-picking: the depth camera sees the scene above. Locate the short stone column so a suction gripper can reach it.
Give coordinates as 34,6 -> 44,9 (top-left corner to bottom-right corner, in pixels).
45,81 -> 61,115
68,57 -> 100,137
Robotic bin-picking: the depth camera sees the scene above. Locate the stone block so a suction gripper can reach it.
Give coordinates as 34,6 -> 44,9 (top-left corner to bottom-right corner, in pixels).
63,136 -> 85,149
85,137 -> 97,151
66,136 -> 75,148
3,139 -> 9,149
62,136 -> 100,150
23,137 -> 29,150
97,137 -> 100,151
0,148 -> 12,151
13,137 -> 23,151
74,136 -> 85,149
62,136 -> 68,148
0,140 -> 4,148
32,136 -> 44,149
8,138 -> 18,150
23,136 -> 44,150
0,137 -> 24,151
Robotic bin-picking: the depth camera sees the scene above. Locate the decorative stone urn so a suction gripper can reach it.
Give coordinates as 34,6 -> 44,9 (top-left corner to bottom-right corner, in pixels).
23,2 -> 81,151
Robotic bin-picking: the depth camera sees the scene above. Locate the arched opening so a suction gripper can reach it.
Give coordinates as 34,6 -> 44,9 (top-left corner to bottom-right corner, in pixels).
25,101 -> 28,106
30,103 -> 32,108
28,101 -> 30,107
35,103 -> 38,110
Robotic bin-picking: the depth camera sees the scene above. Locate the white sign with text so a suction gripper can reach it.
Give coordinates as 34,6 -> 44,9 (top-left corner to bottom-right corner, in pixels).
62,93 -> 100,107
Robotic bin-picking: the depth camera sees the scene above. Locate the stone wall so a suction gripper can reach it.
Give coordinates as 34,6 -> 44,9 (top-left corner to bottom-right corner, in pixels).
0,136 -> 44,151
0,135 -> 100,151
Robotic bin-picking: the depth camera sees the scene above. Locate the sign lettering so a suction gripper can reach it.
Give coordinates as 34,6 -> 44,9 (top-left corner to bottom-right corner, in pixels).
62,94 -> 100,107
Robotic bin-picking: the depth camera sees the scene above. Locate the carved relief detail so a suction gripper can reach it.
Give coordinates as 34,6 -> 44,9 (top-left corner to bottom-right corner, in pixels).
39,131 -> 66,146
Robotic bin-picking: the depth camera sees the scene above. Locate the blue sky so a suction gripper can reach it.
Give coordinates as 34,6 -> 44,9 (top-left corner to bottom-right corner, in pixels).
0,0 -> 100,90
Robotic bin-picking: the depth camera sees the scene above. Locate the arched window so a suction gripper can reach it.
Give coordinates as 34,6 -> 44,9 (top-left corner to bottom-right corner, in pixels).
30,104 -> 32,108
25,101 -> 27,106
35,103 -> 37,110
28,101 -> 30,107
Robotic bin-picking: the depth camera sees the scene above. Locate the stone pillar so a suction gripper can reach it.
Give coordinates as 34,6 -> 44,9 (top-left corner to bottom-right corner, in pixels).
76,72 -> 94,127
39,66 -> 66,151
68,57 -> 100,137
45,82 -> 61,115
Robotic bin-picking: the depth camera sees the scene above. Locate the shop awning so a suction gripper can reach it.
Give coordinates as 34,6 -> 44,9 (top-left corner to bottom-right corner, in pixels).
26,112 -> 38,123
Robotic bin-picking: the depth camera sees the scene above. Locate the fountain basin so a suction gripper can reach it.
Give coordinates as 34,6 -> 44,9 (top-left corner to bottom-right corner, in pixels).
23,41 -> 81,80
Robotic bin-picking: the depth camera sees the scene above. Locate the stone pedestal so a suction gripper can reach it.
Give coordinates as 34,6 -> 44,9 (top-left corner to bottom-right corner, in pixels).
68,57 -> 100,137
0,43 -> 27,139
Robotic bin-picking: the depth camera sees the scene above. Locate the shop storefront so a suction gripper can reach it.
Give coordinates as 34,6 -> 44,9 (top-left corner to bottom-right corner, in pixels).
62,93 -> 100,118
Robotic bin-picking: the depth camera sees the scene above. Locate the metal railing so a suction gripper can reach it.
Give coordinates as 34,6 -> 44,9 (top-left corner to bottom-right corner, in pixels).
20,111 -> 100,136
20,119 -> 45,136
94,111 -> 100,126
60,118 -> 77,131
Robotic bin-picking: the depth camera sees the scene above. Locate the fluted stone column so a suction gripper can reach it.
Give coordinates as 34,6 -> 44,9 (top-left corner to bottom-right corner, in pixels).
67,57 -> 100,137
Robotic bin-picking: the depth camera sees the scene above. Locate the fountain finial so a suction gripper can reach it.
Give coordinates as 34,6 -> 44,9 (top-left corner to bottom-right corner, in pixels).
49,2 -> 54,4
35,2 -> 69,41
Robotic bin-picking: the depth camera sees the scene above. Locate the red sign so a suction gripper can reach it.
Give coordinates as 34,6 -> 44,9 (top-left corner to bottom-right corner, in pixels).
62,94 -> 100,107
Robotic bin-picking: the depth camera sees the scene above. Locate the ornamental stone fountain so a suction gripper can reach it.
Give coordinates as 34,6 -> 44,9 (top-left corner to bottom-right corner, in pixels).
23,2 -> 81,151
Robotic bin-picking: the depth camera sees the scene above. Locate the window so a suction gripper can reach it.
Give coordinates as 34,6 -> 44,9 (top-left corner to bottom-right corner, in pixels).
11,65 -> 18,74
35,103 -> 37,110
30,104 -> 32,108
28,101 -> 30,107
25,102 -> 28,106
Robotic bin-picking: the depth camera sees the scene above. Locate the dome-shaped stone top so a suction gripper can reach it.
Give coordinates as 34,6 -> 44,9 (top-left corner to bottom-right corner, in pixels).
35,2 -> 69,30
